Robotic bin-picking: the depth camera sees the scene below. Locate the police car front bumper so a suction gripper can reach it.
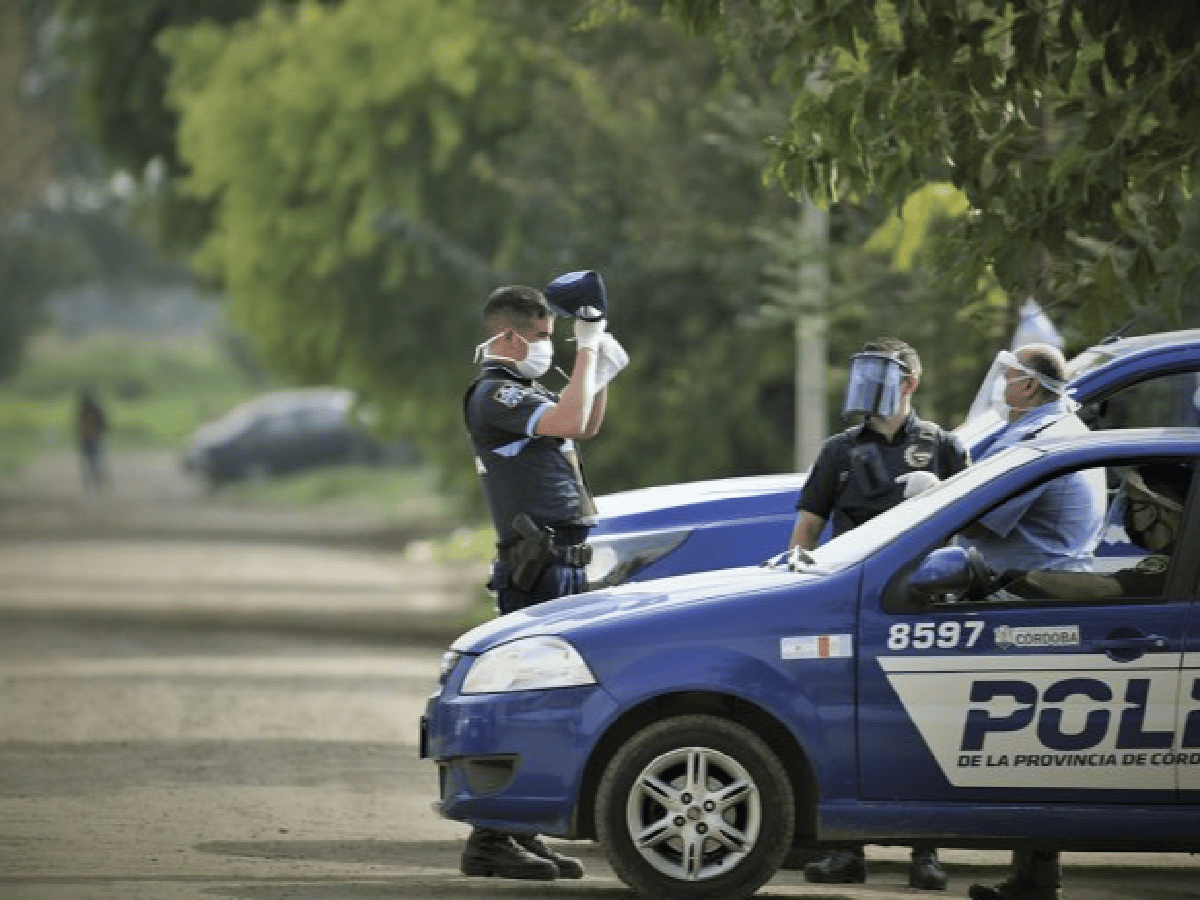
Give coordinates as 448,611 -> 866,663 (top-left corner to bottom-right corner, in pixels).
421,681 -> 618,837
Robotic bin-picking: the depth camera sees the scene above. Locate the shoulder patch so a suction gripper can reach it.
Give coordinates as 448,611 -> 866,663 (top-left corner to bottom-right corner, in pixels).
493,384 -> 528,408
904,444 -> 934,469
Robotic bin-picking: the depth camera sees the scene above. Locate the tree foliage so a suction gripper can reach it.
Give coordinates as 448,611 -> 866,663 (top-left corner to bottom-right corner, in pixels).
663,0 -> 1200,336
53,0 -> 331,250
0,0 -> 78,377
63,0 -> 1186,507
159,0 -> 800,497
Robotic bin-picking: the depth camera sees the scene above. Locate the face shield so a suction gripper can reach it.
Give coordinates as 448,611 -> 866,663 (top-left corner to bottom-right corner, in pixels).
842,352 -> 911,420
966,350 -> 1073,421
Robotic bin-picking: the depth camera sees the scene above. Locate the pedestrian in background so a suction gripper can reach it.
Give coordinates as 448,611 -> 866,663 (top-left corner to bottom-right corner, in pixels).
458,275 -> 628,881
791,337 -> 970,891
76,388 -> 108,490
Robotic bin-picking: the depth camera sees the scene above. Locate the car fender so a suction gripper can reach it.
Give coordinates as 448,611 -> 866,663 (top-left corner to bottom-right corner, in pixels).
587,642 -> 857,800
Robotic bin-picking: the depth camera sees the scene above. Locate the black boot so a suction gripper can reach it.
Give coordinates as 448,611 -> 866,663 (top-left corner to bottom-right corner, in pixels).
512,834 -> 585,879
969,849 -> 1061,900
803,846 -> 867,884
779,842 -> 823,871
909,846 -> 949,890
460,828 -> 558,880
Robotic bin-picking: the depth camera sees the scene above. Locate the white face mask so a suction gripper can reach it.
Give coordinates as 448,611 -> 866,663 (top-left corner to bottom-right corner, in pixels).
474,333 -> 554,379
991,371 -> 1037,420
990,376 -> 1011,418
514,337 -> 554,378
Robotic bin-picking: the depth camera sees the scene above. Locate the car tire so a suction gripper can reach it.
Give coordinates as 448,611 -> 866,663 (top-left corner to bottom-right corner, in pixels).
596,714 -> 794,900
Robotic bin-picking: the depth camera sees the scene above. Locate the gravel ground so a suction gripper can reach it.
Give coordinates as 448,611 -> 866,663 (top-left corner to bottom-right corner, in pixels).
1,448 -> 1197,900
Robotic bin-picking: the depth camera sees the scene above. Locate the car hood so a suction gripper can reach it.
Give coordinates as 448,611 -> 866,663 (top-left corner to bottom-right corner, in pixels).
591,472 -> 803,531
450,564 -> 821,654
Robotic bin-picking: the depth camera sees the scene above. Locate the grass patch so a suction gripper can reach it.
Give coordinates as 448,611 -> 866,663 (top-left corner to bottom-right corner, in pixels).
217,464 -> 462,524
404,523 -> 497,630
0,331 -> 269,475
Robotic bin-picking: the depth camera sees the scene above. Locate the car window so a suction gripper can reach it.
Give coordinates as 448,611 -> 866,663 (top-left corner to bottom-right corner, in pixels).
810,448 -> 1041,571
258,412 -> 302,435
1063,347 -> 1116,378
295,406 -> 345,429
1084,371 -> 1200,430
948,458 -> 1196,605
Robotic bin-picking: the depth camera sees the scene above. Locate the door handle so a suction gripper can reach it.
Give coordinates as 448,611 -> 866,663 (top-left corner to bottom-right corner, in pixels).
1092,633 -> 1170,663
1092,635 -> 1169,651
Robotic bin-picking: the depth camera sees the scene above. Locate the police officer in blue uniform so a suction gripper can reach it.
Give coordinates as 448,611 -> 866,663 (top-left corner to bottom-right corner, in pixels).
957,343 -> 1104,574
967,463 -> 1191,900
791,338 -> 970,891
459,276 -> 628,881
960,344 -> 1114,900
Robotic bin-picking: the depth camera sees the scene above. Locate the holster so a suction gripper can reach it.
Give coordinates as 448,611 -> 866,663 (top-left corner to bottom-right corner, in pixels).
508,513 -> 558,591
849,443 -> 892,498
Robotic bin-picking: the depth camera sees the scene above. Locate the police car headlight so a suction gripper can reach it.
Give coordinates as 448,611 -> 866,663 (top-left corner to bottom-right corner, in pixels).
438,650 -> 462,684
461,637 -> 596,694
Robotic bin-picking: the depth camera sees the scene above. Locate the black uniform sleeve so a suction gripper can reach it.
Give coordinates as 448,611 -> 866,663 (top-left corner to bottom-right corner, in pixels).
939,431 -> 971,478
797,436 -> 845,518
478,380 -> 553,438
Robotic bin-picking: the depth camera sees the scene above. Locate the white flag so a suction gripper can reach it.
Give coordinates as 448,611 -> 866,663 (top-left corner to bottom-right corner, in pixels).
1011,297 -> 1063,349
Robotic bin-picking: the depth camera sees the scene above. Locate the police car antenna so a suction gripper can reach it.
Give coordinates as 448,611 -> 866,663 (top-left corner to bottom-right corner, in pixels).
1098,317 -> 1141,345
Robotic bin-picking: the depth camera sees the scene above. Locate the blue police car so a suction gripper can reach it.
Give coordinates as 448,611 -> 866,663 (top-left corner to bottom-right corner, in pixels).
585,329 -> 1200,588
423,427 -> 1200,899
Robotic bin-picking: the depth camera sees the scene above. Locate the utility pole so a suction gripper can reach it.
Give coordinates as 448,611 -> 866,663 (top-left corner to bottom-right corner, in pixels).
795,193 -> 829,471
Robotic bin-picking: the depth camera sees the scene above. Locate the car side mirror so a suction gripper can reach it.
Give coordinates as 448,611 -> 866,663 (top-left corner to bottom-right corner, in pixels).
908,546 -> 993,604
1077,399 -> 1106,428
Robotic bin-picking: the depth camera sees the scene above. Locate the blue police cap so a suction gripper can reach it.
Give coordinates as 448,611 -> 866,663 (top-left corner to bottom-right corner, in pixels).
544,270 -> 607,321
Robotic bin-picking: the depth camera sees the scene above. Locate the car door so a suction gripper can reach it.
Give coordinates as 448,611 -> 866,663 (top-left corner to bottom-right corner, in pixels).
856,455 -> 1197,805
1181,582 -> 1200,797
293,404 -> 349,467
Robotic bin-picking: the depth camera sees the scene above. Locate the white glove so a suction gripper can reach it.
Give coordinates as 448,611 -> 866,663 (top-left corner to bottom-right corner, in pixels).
595,334 -> 629,389
896,470 -> 941,499
573,317 -> 606,352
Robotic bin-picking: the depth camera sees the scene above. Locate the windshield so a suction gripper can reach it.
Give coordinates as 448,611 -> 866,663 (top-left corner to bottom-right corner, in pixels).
192,401 -> 259,444
794,446 -> 1042,571
1064,347 -> 1117,379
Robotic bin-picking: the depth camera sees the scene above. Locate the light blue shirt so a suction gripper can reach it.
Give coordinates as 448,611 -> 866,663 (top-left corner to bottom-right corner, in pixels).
963,400 -> 1105,572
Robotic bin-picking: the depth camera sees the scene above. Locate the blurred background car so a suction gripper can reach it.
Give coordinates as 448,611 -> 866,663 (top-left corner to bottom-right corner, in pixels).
181,387 -> 411,486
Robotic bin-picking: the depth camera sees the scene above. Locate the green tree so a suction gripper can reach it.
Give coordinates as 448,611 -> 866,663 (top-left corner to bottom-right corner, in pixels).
663,0 -> 1200,337
0,0 -> 72,377
53,0 -> 330,249
161,0 -> 802,497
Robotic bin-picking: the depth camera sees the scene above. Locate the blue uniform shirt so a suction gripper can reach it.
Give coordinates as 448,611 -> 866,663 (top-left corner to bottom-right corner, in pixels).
963,400 -> 1105,572
464,363 -> 597,546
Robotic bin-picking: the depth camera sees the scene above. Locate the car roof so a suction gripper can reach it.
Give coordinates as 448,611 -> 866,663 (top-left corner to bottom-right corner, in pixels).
243,387 -> 355,414
1067,328 -> 1200,378
188,387 -> 357,446
1024,425 -> 1200,457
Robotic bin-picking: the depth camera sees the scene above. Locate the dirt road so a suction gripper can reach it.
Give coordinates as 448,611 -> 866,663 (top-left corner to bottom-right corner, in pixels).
1,450 -> 1197,899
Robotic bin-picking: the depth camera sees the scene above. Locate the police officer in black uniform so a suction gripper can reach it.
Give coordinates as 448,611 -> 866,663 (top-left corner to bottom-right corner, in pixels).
791,337 -> 970,891
459,277 -> 628,881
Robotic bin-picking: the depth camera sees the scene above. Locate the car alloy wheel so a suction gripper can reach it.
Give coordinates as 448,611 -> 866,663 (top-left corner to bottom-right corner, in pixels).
597,714 -> 794,900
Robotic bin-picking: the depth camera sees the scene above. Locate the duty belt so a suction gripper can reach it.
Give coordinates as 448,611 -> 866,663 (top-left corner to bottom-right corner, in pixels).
498,542 -> 592,567
556,543 -> 593,567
